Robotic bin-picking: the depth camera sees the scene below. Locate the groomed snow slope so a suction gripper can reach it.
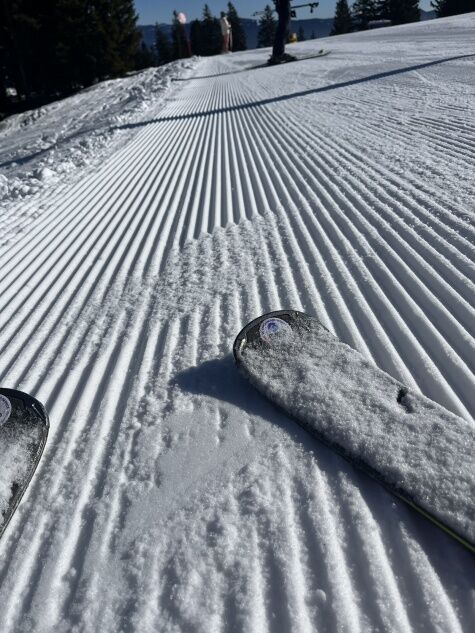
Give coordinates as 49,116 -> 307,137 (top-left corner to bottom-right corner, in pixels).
0,59 -> 194,217
0,13 -> 474,633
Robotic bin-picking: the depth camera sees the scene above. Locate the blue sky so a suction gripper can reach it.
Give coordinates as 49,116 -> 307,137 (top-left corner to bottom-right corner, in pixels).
135,0 -> 433,24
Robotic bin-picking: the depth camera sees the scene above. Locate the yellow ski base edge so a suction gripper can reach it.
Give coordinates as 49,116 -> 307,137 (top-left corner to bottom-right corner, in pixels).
393,491 -> 475,555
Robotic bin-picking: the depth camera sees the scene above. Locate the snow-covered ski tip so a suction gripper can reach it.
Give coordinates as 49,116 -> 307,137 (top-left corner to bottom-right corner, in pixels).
0,389 -> 49,540
234,311 -> 475,554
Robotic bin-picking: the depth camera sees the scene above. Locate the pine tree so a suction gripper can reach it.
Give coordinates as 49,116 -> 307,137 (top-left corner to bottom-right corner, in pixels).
352,0 -> 378,30
331,0 -> 353,35
377,0 -> 420,23
392,0 -> 420,24
113,0 -> 142,72
431,0 -> 475,16
227,2 -> 247,51
257,5 -> 276,48
94,0 -> 141,78
190,19 -> 204,55
2,0 -> 79,95
58,0 -> 93,89
0,0 -> 142,108
171,10 -> 190,59
375,0 -> 390,18
0,0 -> 35,98
200,5 -> 221,56
155,24 -> 172,65
135,41 -> 155,69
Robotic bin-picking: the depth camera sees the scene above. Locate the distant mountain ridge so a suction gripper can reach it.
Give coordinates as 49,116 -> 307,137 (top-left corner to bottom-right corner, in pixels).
138,10 -> 436,50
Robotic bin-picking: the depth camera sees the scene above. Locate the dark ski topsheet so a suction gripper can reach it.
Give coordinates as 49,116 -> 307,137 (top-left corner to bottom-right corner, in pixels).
0,388 -> 49,539
234,310 -> 475,553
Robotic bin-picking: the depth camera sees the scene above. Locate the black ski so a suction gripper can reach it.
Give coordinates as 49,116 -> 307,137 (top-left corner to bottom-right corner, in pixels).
234,310 -> 475,553
0,388 -> 49,539
252,50 -> 330,70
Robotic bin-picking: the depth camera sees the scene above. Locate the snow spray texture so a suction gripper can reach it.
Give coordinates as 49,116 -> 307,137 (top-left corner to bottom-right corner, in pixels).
234,311 -> 475,554
0,389 -> 49,539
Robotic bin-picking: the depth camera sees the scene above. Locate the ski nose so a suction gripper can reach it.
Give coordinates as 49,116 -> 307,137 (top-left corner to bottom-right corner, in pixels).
233,310 -> 305,362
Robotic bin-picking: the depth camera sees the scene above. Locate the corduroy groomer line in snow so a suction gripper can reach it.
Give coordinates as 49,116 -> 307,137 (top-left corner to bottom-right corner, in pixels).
0,12 -> 474,633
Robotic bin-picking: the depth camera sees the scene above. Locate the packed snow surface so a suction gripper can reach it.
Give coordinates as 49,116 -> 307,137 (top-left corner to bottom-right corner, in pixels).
1,13 -> 474,633
240,312 -> 475,547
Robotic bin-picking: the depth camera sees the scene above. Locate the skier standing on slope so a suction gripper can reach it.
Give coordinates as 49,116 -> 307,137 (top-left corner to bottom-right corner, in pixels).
220,12 -> 232,53
268,0 -> 296,65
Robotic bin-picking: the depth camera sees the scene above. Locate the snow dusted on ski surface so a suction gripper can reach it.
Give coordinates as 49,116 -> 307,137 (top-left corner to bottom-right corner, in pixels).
0,420 -> 40,518
240,313 -> 475,547
0,12 -> 474,633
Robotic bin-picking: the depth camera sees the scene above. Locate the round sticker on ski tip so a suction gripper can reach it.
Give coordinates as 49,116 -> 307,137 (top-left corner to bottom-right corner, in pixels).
0,395 -> 12,428
259,317 -> 293,345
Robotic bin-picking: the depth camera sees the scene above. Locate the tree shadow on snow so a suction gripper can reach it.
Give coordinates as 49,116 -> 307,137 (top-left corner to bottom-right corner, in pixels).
116,53 -> 475,130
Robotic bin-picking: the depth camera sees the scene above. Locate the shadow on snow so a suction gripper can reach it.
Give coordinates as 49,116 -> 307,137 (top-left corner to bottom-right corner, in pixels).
117,53 -> 475,129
